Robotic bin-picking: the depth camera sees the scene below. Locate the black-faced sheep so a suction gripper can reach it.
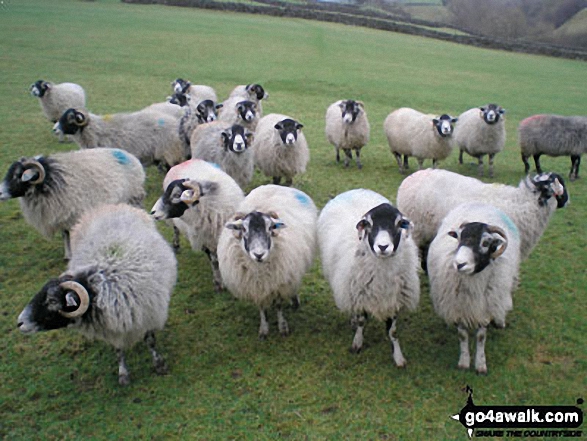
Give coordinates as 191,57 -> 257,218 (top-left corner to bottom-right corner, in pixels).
17,204 -> 177,386
384,107 -> 458,173
172,78 -> 218,104
30,80 -> 86,124
428,202 -> 520,374
454,104 -> 506,178
0,148 -> 145,259
318,189 -> 419,367
217,185 -> 317,339
228,84 -> 268,116
325,100 -> 370,169
519,114 -> 587,181
218,98 -> 259,132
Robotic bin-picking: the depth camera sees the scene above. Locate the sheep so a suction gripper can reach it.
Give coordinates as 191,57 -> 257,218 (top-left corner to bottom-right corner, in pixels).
143,101 -> 186,119
453,104 -> 506,178
217,184 -> 317,338
55,107 -> 186,170
253,113 -> 309,186
178,99 -> 223,156
383,107 -> 458,173
427,202 -> 520,374
228,83 -> 268,116
30,80 -> 86,142
0,148 -> 146,259
396,169 -> 569,263
17,203 -> 177,386
317,189 -> 419,367
191,121 -> 255,189
519,114 -> 587,181
325,100 -> 370,169
172,78 -> 218,103
150,159 -> 245,291
218,97 -> 259,131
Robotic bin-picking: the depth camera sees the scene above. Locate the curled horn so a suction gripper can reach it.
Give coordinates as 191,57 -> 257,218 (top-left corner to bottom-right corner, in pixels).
268,211 -> 279,220
74,109 -> 89,127
233,212 -> 246,221
487,225 -> 508,259
58,281 -> 90,318
21,159 -> 46,185
181,180 -> 202,204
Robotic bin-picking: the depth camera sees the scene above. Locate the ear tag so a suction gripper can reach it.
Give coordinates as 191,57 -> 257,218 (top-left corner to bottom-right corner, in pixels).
21,169 -> 38,183
65,292 -> 79,307
180,190 -> 195,202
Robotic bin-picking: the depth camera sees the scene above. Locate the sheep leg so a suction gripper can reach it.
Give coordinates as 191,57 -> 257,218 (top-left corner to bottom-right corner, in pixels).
570,155 -> 580,181
172,225 -> 181,252
521,154 -> 531,174
354,149 -> 362,169
457,325 -> 470,370
343,149 -> 352,168
203,247 -> 223,292
276,302 -> 290,337
533,154 -> 543,174
386,317 -> 406,368
392,152 -> 404,174
291,294 -> 300,310
284,177 -> 293,187
477,156 -> 484,177
272,176 -> 282,185
335,147 -> 340,163
403,155 -> 409,170
144,331 -> 168,375
62,230 -> 71,261
488,153 -> 495,178
116,349 -> 131,386
350,312 -> 367,353
259,309 -> 269,340
474,326 -> 488,375
459,149 -> 464,165
419,158 -> 426,170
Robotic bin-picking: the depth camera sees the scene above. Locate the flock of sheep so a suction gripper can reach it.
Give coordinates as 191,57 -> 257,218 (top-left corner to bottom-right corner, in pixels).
3,77 -> 580,385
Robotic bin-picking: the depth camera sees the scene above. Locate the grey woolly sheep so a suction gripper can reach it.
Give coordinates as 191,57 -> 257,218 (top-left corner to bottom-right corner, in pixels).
454,104 -> 506,178
519,114 -> 587,181
178,99 -> 223,156
228,83 -> 268,116
172,78 -> 218,103
384,107 -> 457,173
396,169 -> 568,262
253,113 -> 309,186
191,121 -> 255,189
0,148 -> 145,259
30,80 -> 86,123
150,159 -> 245,291
318,189 -> 419,367
218,97 -> 259,132
17,203 -> 177,386
55,107 -> 186,170
325,100 -> 370,169
428,202 -> 520,374
217,185 -> 317,338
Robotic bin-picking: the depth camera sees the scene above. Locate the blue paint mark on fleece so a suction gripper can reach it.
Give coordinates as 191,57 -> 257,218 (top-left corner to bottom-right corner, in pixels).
158,118 -> 166,127
497,209 -> 520,240
205,161 -> 221,169
294,190 -> 311,206
111,149 -> 131,165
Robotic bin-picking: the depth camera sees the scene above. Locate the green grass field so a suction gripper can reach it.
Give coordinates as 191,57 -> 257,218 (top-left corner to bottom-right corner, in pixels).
0,0 -> 585,439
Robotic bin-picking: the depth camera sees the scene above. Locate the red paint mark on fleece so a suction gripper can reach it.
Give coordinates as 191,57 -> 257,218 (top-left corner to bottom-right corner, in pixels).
520,114 -> 546,126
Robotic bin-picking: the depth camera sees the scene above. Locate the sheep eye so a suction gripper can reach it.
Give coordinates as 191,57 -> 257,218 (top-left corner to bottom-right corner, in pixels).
482,240 -> 490,248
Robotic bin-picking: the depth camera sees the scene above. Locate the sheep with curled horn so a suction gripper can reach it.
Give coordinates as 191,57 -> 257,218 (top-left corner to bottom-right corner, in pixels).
427,202 -> 521,374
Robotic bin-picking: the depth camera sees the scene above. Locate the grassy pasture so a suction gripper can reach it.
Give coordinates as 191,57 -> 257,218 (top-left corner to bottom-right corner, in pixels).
0,0 -> 585,439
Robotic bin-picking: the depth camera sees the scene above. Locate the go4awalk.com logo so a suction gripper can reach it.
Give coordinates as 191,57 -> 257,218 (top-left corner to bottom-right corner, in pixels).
451,386 -> 584,438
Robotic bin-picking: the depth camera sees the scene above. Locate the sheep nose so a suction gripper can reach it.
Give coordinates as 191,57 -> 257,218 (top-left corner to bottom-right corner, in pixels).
456,263 -> 466,270
378,244 -> 389,252
17,321 -> 23,328
254,252 -> 264,261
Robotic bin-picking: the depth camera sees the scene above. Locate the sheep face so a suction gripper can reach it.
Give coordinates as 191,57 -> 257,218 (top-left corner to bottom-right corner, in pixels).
172,78 -> 191,94
246,84 -> 268,101
480,104 -> 505,125
447,222 -> 508,275
57,108 -> 89,135
225,211 -> 286,263
0,157 -> 48,200
355,203 -> 412,258
17,278 -> 91,334
433,114 -> 458,137
274,119 -> 303,145
222,125 -> 253,154
168,92 -> 190,107
196,100 -> 221,123
339,100 -> 364,124
236,101 -> 257,123
151,179 -> 218,220
530,173 -> 568,208
29,80 -> 49,97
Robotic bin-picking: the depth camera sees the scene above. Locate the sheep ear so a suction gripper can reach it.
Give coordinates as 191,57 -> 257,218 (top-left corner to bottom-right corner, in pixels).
296,123 -> 304,130
274,122 -> 283,131
432,118 -> 439,126
21,169 -> 40,183
356,219 -> 371,240
356,101 -> 365,109
215,103 -> 223,110
199,180 -> 218,196
398,218 -> 413,237
451,117 -> 458,124
221,129 -> 232,146
448,230 -> 459,239
245,131 -> 254,143
480,107 -> 486,112
499,108 -> 506,114
65,292 -> 79,308
225,219 -> 244,239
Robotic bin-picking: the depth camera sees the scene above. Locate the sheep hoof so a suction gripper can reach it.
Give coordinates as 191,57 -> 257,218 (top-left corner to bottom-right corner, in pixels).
357,162 -> 363,170
476,367 -> 488,376
154,359 -> 169,376
118,374 -> 131,386
395,360 -> 406,369
349,345 -> 362,354
258,332 -> 268,341
280,328 -> 290,337
457,363 -> 470,371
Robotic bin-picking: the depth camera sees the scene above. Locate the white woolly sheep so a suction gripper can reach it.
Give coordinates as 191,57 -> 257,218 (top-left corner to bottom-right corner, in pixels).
55,107 -> 186,170
253,113 -> 309,186
318,189 -> 419,367
384,107 -> 458,173
150,159 -> 245,291
519,114 -> 587,181
178,99 -> 223,156
454,104 -> 506,178
228,83 -> 268,116
172,78 -> 218,103
0,148 -> 145,259
191,121 -> 255,189
428,202 -> 520,374
218,97 -> 259,132
30,80 -> 86,123
143,101 -> 186,119
217,185 -> 317,338
396,169 -> 569,262
325,100 -> 370,169
17,203 -> 177,386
